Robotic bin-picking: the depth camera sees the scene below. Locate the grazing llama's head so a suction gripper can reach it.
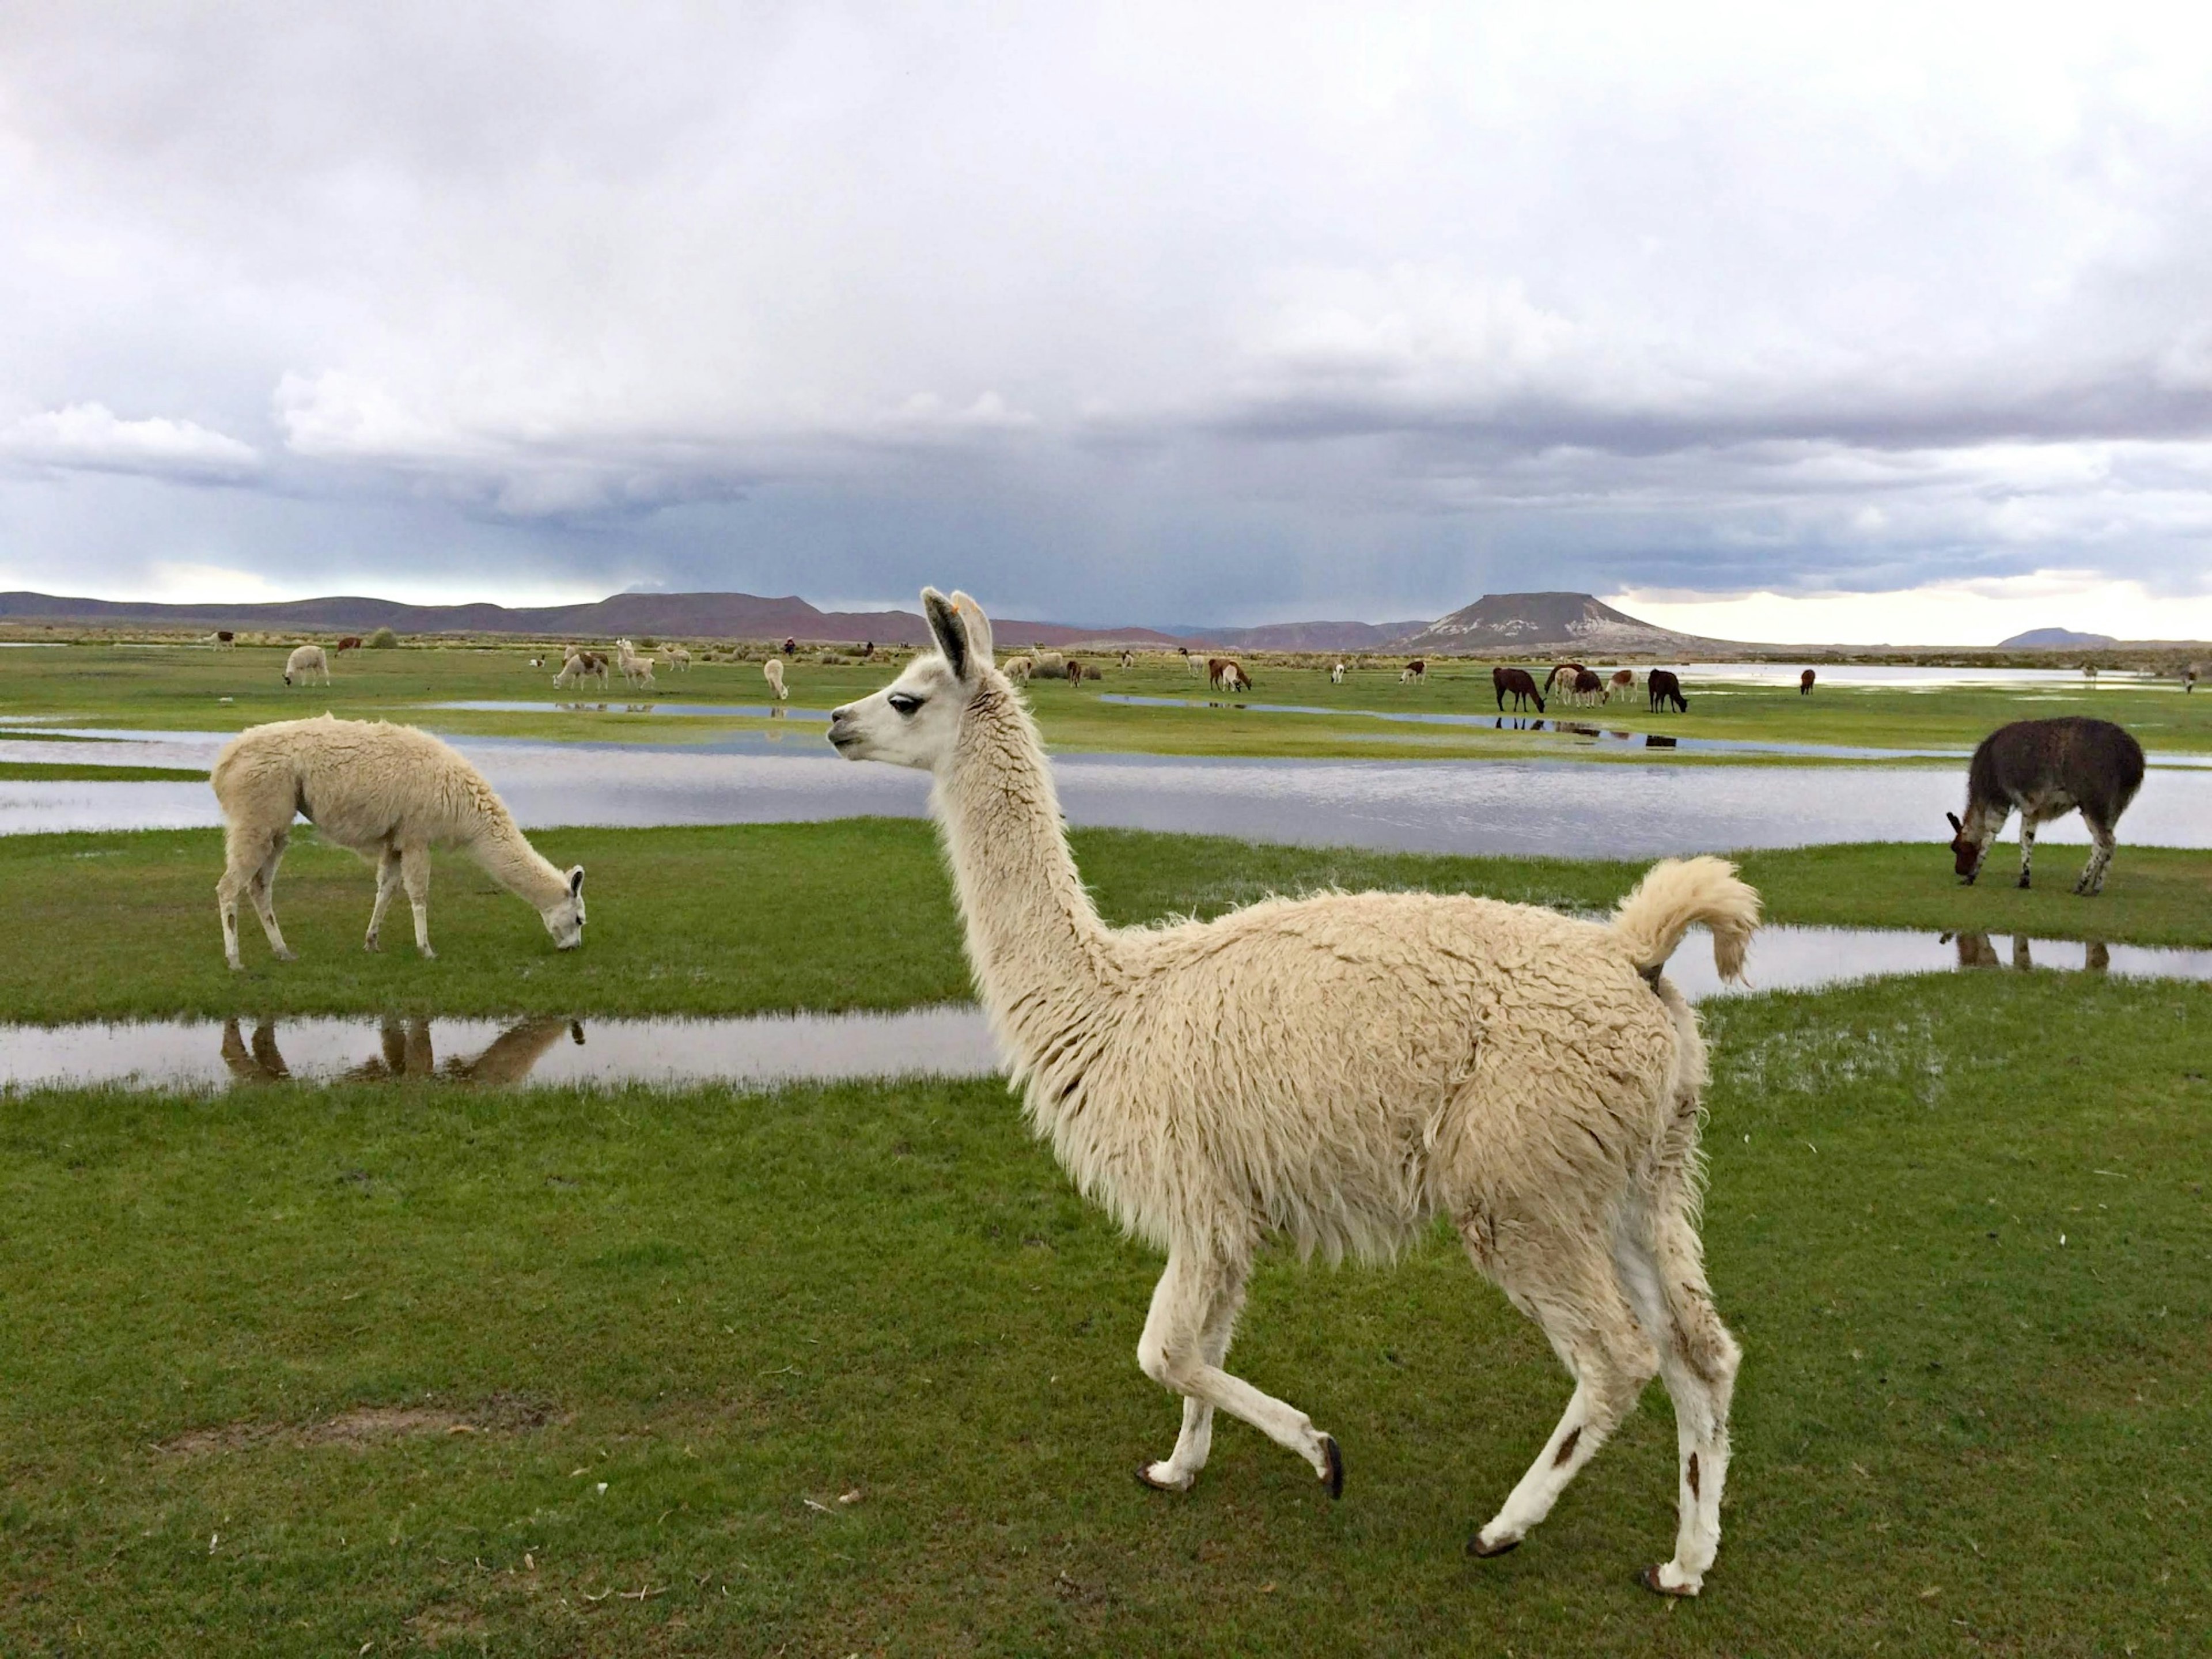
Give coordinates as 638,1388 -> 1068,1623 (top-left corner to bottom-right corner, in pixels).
827,588 -> 994,771
1944,811 -> 1987,883
543,866 -> 588,948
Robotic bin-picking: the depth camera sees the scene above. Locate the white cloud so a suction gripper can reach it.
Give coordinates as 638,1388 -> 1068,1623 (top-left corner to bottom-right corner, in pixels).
0,403 -> 259,481
1608,571 -> 2212,646
2,3 -> 2212,614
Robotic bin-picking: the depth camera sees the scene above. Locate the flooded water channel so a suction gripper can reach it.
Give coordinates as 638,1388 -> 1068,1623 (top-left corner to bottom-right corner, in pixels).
4,726 -> 2210,855
6,927 -> 2205,1093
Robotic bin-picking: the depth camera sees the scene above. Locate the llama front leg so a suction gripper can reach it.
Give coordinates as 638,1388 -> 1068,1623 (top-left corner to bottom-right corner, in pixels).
245,831 -> 296,961
2017,820 -> 2036,888
1134,1249 -> 1342,1495
365,846 -> 402,950
1136,1262 -> 1248,1492
400,843 -> 436,957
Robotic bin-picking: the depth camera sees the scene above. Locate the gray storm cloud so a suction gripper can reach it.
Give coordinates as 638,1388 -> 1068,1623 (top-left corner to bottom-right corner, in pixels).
2,1 -> 2210,624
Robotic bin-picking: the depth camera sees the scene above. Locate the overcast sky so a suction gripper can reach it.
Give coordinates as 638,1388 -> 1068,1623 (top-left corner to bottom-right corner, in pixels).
5,2 -> 2211,642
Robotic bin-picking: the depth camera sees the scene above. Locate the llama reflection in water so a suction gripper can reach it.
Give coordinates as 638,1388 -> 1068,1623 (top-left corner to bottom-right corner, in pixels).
218,1015 -> 585,1085
1942,933 -> 2111,974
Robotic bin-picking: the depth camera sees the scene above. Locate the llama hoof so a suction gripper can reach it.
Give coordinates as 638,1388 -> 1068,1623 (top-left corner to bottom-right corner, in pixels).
273,947 -> 297,962
2017,876 -> 2031,889
419,946 -> 438,960
363,938 -> 380,952
1467,1528 -> 1521,1558
1639,1563 -> 1700,1597
1134,1461 -> 1195,1493
1319,1435 -> 1344,1499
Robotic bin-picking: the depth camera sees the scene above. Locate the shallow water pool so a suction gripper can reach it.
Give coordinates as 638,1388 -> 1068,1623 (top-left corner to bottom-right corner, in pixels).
5,926 -> 2203,1093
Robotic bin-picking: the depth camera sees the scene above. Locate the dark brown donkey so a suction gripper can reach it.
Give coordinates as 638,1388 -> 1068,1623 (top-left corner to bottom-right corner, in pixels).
1493,666 -> 1545,712
1946,717 -> 2145,895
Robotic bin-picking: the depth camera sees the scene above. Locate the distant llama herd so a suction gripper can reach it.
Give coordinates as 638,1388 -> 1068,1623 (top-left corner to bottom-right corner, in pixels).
199,589 -> 2169,1601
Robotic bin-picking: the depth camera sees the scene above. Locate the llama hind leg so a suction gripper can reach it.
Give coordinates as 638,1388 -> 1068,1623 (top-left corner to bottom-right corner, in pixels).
1135,1248 -> 1342,1494
1615,1194 -> 1742,1596
229,829 -> 295,963
1138,1262 -> 1248,1492
1467,1231 -> 1656,1559
2074,815 -> 2116,895
365,846 -> 402,950
400,843 -> 435,957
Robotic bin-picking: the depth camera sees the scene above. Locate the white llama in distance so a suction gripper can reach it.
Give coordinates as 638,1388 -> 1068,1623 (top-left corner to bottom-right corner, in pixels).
284,645 -> 331,686
827,590 -> 1758,1596
211,715 -> 585,969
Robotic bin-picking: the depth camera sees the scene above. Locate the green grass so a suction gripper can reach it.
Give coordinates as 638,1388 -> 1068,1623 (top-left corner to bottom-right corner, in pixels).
0,760 -> 208,782
2,974 -> 2205,1654
0,824 -> 2205,1024
6,640 -> 2210,762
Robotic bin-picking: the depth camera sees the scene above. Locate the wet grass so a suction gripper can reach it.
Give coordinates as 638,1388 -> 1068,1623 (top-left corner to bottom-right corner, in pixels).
0,974 -> 2205,1654
0,823 -> 2204,1024
6,640 -> 2210,761
0,760 -> 209,782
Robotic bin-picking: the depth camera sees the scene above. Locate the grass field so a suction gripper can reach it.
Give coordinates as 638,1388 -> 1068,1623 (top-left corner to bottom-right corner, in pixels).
2,973 -> 2206,1655
5,639 -> 2210,762
1,823 -> 2206,1023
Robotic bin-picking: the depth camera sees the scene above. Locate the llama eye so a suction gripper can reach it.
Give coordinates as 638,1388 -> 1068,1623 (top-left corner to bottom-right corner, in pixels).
888,693 -> 922,716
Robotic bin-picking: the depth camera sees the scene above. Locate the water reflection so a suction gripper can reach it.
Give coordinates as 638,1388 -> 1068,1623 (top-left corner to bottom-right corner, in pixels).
6,926 -> 2209,1094
218,1014 -> 585,1084
1944,933 -> 2112,975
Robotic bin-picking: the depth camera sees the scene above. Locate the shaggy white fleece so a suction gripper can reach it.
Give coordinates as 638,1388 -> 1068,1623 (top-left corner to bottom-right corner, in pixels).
211,715 -> 585,969
826,589 -> 1760,1596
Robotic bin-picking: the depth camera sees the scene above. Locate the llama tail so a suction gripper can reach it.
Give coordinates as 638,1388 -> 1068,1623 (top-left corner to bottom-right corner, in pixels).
1609,856 -> 1761,984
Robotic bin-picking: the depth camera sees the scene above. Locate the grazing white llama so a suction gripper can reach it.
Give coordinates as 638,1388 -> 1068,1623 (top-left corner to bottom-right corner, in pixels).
763,657 -> 788,701
1003,656 -> 1033,684
210,715 -> 586,970
1331,661 -> 1346,684
827,590 -> 1758,1596
284,645 -> 331,686
554,650 -> 609,689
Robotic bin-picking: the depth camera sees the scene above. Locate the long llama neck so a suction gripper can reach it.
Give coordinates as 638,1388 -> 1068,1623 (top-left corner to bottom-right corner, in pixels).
935,680 -> 1115,1061
467,794 -> 567,911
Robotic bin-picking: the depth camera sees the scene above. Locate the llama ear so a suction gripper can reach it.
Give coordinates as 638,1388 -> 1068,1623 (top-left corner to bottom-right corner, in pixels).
948,590 -> 993,666
1945,812 -> 1962,833
922,588 -> 969,679
568,865 -> 585,896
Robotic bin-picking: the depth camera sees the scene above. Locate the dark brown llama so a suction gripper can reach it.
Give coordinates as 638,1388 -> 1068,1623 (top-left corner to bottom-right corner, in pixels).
1494,666 -> 1545,711
1647,671 -> 1688,713
1945,717 -> 2145,895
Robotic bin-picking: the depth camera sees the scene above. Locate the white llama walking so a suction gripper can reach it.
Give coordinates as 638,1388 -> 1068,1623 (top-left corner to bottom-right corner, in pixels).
211,715 -> 585,969
828,590 -> 1757,1596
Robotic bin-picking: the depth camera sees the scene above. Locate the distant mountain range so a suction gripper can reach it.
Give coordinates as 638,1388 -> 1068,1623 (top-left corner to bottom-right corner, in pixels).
1997,627 -> 2119,649
0,589 -> 1189,650
0,585 -> 1725,656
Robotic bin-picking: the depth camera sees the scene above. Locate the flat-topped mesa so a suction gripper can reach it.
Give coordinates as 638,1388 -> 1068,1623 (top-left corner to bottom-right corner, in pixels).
827,585 -> 1763,1597
211,715 -> 585,968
